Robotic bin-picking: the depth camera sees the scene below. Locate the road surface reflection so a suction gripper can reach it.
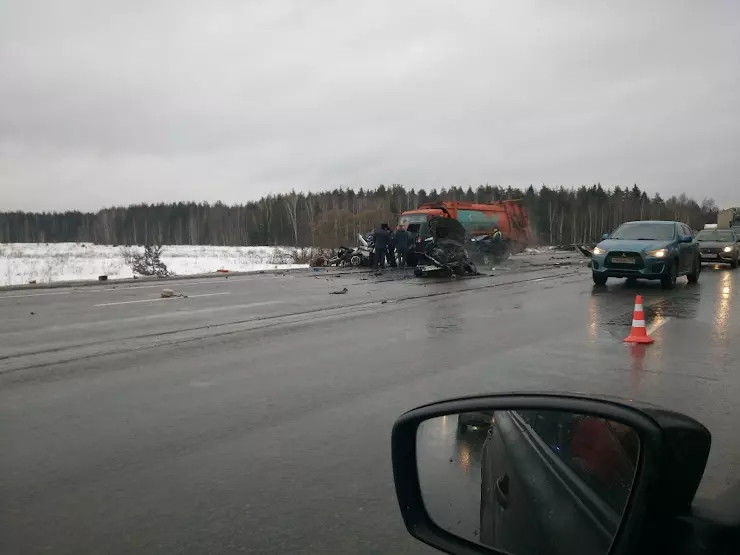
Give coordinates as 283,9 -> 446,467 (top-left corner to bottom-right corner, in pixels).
416,415 -> 487,544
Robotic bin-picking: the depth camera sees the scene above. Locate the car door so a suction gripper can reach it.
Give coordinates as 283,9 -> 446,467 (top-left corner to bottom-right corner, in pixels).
480,411 -> 626,555
677,223 -> 694,273
479,411 -> 548,554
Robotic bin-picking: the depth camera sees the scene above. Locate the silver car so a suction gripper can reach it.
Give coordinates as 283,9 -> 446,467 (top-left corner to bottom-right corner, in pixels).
696,229 -> 740,268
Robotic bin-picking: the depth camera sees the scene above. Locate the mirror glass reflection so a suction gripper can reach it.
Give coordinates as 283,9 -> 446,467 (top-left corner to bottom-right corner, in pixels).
416,410 -> 640,555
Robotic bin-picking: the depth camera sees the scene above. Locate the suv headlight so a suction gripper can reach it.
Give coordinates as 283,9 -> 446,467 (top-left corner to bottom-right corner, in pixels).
646,248 -> 667,258
592,247 -> 605,255
724,246 -> 733,253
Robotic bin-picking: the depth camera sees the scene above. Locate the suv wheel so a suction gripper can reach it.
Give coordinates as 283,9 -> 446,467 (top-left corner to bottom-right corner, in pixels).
687,258 -> 700,283
592,273 -> 607,286
662,262 -> 678,289
731,256 -> 738,269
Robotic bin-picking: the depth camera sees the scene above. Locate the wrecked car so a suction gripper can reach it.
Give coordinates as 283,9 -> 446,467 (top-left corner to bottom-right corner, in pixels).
468,233 -> 510,265
327,235 -> 373,267
413,216 -> 478,278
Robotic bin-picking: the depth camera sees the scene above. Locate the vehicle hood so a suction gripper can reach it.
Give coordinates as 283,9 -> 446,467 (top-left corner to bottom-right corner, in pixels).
428,216 -> 467,243
596,239 -> 673,252
696,240 -> 734,249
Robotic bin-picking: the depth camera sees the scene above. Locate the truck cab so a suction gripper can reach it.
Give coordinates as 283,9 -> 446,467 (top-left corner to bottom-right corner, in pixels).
398,201 -> 530,260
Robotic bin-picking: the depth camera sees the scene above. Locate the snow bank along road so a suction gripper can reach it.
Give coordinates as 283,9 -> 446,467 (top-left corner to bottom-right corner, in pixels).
2,261 -> 740,554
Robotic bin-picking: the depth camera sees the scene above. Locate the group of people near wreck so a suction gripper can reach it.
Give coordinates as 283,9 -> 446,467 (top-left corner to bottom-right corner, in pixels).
366,224 -> 411,270
366,222 -> 505,270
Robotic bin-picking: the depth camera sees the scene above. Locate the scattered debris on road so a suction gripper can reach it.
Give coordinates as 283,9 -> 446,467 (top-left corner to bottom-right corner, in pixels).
329,287 -> 349,295
30,311 -> 36,316
576,245 -> 594,258
160,288 -> 189,299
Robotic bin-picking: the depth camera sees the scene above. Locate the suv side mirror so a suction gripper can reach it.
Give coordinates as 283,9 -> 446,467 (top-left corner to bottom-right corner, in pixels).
601,233 -> 609,240
392,393 -> 711,555
679,235 -> 693,243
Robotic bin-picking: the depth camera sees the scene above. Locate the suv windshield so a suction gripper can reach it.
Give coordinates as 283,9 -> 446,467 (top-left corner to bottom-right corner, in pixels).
696,230 -> 735,241
609,222 -> 675,241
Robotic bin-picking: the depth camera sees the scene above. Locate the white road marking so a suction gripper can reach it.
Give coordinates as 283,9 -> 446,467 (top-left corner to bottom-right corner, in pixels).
101,279 -> 231,291
532,278 -> 546,282
94,292 -> 231,307
98,274 -> 280,291
1,273 -> 285,299
0,291 -> 71,300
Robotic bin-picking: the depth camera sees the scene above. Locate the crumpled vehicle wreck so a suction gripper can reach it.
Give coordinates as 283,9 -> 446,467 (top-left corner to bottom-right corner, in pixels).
413,216 -> 479,278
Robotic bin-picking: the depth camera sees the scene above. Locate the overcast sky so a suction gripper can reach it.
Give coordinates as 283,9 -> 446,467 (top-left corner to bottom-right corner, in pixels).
1,0 -> 738,212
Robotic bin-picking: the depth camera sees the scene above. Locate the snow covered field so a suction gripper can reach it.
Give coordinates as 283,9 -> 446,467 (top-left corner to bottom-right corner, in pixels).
0,243 -> 309,287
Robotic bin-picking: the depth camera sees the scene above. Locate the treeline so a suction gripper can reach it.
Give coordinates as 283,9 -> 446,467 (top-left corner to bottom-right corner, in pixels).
0,184 -> 719,247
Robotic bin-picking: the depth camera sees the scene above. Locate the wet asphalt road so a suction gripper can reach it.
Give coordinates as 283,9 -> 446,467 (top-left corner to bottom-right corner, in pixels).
1,259 -> 740,554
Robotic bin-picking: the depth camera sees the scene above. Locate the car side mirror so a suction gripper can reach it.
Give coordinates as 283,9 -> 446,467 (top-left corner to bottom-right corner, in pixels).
392,393 -> 711,555
679,235 -> 693,243
602,233 -> 609,240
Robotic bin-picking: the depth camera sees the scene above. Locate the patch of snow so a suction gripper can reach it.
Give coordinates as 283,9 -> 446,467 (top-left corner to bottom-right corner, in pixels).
0,243 -> 308,287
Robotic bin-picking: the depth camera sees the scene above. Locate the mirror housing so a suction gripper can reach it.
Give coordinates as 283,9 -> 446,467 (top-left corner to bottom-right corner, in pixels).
392,393 -> 710,555
679,235 -> 693,244
602,233 -> 610,240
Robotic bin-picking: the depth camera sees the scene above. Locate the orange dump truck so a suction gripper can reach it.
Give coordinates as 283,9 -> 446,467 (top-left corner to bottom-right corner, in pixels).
398,200 -> 531,254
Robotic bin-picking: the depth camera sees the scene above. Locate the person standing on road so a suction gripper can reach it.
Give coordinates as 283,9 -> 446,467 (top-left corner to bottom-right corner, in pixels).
386,226 -> 397,268
373,224 -> 390,269
394,225 -> 410,269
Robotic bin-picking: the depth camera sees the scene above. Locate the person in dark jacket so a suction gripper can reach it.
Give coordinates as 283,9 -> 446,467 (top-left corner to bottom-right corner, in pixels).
373,224 -> 390,268
394,226 -> 410,269
386,227 -> 397,268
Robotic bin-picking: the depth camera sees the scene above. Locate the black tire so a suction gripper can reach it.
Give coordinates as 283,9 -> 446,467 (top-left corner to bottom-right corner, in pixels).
731,257 -> 738,269
592,273 -> 608,286
413,267 -> 423,277
661,262 -> 678,289
687,257 -> 700,284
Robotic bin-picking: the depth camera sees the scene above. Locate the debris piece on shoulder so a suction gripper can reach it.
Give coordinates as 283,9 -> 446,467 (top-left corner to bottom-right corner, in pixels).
329,287 -> 349,295
161,288 -> 189,298
576,245 -> 594,258
30,311 -> 36,315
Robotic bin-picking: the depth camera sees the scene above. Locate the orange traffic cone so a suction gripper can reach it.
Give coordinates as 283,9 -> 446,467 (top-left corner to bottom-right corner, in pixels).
624,295 -> 654,344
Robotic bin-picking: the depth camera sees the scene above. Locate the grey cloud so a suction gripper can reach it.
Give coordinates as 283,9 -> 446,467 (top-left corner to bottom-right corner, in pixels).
1,0 -> 739,211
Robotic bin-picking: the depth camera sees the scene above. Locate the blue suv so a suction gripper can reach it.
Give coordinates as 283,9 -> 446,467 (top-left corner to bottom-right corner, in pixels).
591,220 -> 700,289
